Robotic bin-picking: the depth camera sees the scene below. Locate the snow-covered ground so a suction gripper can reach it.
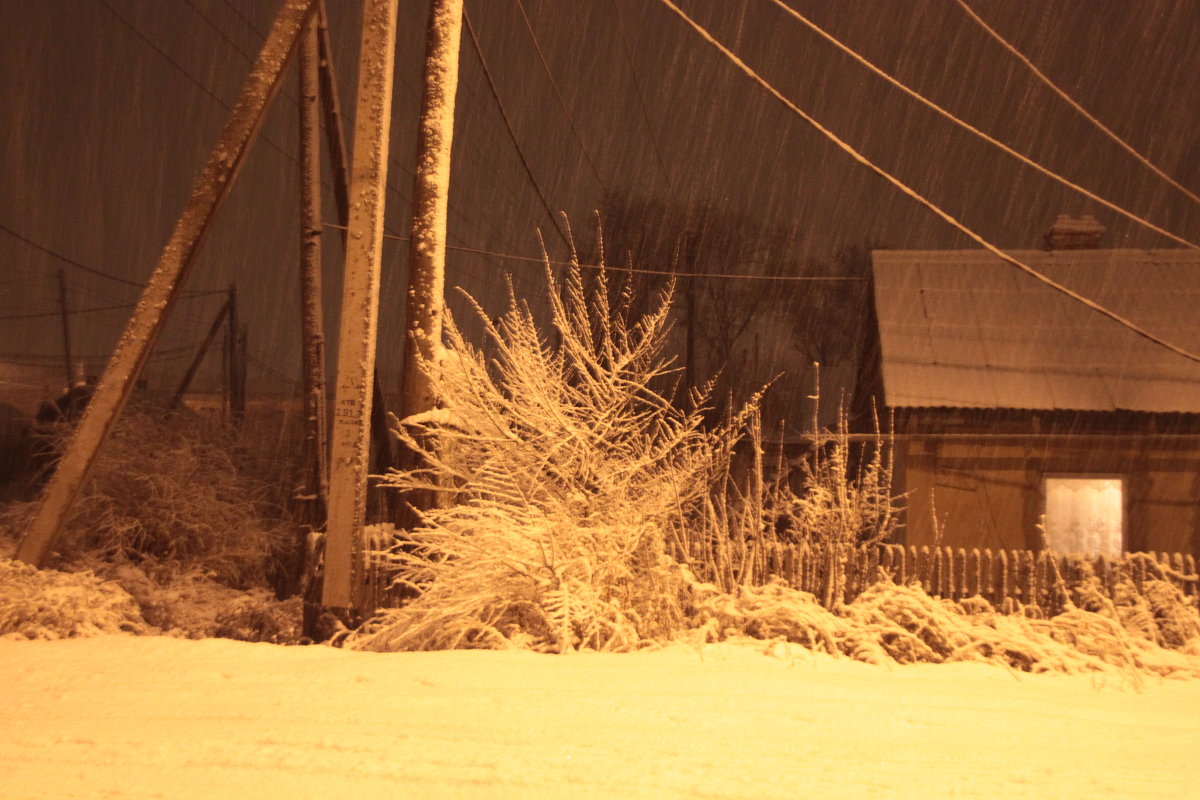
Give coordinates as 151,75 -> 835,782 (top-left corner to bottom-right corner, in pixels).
2,636 -> 1196,799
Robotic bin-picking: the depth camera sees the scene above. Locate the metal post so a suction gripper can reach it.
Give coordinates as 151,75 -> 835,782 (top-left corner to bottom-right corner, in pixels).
226,283 -> 238,419
56,269 -> 73,387
297,14 -> 328,527
170,298 -> 231,410
400,0 -> 464,443
322,0 -> 400,613
15,0 -> 317,568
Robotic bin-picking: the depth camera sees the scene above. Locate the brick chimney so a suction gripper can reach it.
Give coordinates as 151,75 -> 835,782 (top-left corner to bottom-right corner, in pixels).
1044,214 -> 1106,250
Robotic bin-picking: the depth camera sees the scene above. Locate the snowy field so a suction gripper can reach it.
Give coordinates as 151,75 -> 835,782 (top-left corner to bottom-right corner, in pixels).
2,636 -> 1196,799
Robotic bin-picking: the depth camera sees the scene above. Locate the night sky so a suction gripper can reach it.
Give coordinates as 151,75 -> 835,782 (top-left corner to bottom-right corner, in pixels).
2,0 -> 1198,412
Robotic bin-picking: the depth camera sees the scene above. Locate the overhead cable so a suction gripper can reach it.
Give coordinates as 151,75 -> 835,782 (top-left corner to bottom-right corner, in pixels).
954,0 -> 1200,209
766,0 -> 1199,249
660,0 -> 1200,364
609,0 -> 673,187
0,222 -> 223,295
322,222 -> 864,281
512,0 -> 608,193
462,7 -> 571,249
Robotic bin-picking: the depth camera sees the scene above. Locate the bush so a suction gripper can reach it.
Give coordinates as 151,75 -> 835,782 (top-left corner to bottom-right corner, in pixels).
350,249 -> 751,653
1,412 -> 292,589
0,557 -> 147,639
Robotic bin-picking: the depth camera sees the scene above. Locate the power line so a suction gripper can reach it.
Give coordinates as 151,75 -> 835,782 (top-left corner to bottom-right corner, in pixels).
182,0 -> 260,65
461,6 -> 571,249
954,0 -> 1200,209
660,0 -> 1200,364
322,221 -> 864,281
610,0 -> 672,188
2,222 -> 147,288
0,222 -> 226,296
766,0 -> 1200,250
96,0 -> 303,171
0,291 -> 221,322
512,0 -> 607,194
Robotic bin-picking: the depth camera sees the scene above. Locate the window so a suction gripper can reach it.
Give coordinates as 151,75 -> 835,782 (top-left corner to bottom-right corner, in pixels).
1042,476 -> 1124,556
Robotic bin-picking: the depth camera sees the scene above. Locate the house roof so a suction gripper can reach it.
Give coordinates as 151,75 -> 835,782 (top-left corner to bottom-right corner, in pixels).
871,249 -> 1200,413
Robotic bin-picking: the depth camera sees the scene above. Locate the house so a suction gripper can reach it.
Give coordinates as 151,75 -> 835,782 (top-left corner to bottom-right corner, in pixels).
854,238 -> 1200,560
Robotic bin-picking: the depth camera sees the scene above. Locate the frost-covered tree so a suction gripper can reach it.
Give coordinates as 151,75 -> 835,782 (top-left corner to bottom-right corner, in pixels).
351,245 -> 753,653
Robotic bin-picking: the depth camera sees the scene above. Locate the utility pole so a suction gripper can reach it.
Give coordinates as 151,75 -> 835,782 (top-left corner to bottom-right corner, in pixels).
322,0 -> 400,614
56,269 -> 73,387
15,0 -> 317,568
312,0 -> 394,520
296,13 -> 329,531
400,0 -> 464,457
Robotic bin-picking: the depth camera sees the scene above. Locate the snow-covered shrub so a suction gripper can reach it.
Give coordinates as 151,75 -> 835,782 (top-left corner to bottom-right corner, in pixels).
692,574 -> 1200,679
0,557 -> 147,639
351,247 -> 751,653
1,412 -> 292,589
106,560 -> 302,642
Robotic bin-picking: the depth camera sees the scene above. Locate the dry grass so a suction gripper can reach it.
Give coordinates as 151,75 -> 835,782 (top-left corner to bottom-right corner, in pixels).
0,412 -> 303,642
2,412 -> 292,589
692,575 -> 1200,680
0,557 -> 148,640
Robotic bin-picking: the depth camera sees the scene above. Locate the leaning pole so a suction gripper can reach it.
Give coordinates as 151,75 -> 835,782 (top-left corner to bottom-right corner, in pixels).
321,0 -> 401,614
16,0 -> 318,568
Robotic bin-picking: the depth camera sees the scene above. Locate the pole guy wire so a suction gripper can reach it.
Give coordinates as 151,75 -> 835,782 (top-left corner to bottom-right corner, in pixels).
766,0 -> 1200,250
660,0 -> 1200,364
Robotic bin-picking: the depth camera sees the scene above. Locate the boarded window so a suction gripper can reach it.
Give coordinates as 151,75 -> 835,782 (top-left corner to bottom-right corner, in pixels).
1042,477 -> 1124,556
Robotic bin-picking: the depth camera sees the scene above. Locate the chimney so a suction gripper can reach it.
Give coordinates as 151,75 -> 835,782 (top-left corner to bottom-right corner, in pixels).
1044,214 -> 1105,250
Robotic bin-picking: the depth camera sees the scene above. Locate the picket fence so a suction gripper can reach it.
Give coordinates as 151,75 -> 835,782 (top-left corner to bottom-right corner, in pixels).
688,540 -> 1200,616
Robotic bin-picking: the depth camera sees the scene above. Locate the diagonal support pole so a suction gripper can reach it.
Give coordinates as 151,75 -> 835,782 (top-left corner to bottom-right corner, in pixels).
16,0 -> 318,567
321,0 -> 400,613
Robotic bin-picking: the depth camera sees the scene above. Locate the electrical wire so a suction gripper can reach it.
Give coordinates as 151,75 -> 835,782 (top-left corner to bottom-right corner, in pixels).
96,0 -> 303,172
0,222 -> 226,295
765,0 -> 1200,250
461,6 -> 571,249
953,0 -> 1200,209
609,0 -> 672,188
512,0 -> 607,194
322,221 -> 863,281
659,0 -> 1200,364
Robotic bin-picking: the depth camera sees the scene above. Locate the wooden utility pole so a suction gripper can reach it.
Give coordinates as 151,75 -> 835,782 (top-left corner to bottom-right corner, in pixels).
296,13 -> 329,528
321,0 -> 400,613
56,269 -> 73,387
400,0 -> 464,442
15,0 -> 317,568
312,1 -> 394,516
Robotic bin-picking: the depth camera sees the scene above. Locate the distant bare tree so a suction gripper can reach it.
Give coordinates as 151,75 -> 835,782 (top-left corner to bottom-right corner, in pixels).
597,195 -> 875,429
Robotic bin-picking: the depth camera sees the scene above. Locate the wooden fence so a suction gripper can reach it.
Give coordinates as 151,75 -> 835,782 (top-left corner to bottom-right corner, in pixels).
688,540 -> 1200,616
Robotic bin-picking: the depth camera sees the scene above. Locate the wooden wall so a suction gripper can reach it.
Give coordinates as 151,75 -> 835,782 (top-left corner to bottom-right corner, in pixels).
899,435 -> 1200,558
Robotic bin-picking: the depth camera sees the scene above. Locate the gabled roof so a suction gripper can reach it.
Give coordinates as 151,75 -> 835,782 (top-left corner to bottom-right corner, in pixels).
871,249 -> 1200,413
